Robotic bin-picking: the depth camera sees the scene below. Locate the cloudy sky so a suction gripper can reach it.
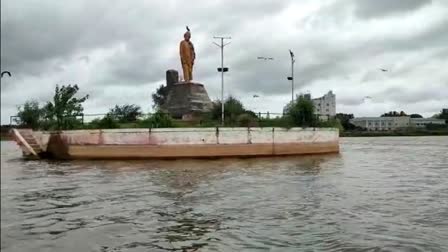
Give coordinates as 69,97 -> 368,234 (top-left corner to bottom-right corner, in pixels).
1,0 -> 447,124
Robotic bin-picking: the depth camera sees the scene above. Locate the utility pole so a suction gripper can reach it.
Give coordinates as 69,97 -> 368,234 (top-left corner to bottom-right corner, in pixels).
288,50 -> 295,104
213,36 -> 231,126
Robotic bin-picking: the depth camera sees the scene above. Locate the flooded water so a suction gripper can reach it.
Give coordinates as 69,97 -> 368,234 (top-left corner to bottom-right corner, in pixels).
1,137 -> 448,251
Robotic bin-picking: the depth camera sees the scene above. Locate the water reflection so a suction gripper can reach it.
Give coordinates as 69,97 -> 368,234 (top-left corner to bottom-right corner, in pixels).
8,154 -> 342,250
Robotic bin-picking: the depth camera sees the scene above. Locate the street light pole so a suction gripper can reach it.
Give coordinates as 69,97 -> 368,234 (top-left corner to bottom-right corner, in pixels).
288,50 -> 295,104
213,36 -> 231,126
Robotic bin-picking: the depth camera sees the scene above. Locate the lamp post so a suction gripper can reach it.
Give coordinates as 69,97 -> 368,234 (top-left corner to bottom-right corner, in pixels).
288,50 -> 295,104
255,56 -> 274,114
213,36 -> 231,126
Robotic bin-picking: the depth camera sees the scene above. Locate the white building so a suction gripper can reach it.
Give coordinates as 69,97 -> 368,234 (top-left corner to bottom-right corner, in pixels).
349,116 -> 411,131
409,118 -> 446,128
349,116 -> 446,131
311,91 -> 336,120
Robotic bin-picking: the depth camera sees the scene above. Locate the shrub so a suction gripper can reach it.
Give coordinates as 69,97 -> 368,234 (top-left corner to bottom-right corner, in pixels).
317,118 -> 344,131
89,115 -> 120,129
237,113 -> 258,127
258,116 -> 293,128
138,111 -> 174,128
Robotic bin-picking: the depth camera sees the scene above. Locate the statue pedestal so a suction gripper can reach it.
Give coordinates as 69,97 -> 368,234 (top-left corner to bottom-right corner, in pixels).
162,82 -> 213,119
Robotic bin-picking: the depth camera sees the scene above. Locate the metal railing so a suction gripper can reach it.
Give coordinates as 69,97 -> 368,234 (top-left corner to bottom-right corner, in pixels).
9,111 -> 287,127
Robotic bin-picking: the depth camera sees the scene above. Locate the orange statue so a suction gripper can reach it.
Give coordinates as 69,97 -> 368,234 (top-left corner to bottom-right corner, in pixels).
179,27 -> 195,82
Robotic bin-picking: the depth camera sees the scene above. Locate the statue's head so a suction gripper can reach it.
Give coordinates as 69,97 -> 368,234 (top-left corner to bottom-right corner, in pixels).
184,31 -> 191,41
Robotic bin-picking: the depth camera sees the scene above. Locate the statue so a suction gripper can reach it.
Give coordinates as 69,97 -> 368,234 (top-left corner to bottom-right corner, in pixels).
162,26 -> 212,119
179,26 -> 196,82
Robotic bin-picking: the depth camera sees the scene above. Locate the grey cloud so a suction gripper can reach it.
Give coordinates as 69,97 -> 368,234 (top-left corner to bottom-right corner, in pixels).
354,0 -> 433,19
338,97 -> 365,106
371,17 -> 448,53
1,0 -> 448,123
374,83 -> 448,104
78,56 -> 90,63
1,0 -> 290,85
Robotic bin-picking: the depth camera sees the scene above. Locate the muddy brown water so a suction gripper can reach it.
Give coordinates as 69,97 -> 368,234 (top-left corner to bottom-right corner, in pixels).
1,137 -> 448,251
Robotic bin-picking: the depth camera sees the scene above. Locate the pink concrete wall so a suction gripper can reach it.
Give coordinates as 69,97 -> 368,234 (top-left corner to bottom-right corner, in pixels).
36,128 -> 338,148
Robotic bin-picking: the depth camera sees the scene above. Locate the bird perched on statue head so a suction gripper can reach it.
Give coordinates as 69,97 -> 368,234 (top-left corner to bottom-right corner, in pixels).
184,26 -> 191,40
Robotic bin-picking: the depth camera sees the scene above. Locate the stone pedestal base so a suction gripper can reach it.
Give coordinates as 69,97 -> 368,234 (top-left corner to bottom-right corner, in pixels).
162,82 -> 213,119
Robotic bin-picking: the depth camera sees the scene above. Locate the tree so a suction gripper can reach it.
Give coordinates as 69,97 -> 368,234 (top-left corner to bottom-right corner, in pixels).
284,94 -> 316,127
381,111 -> 407,117
151,84 -> 170,108
434,109 -> 448,123
42,84 -> 89,130
15,100 -> 42,129
410,114 -> 423,118
210,96 -> 253,124
335,113 -> 355,130
108,104 -> 142,122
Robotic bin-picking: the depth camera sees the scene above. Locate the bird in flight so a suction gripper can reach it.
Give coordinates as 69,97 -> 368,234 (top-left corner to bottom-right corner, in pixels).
253,94 -> 259,98
1,71 -> 11,78
380,68 -> 388,72
186,26 -> 190,32
362,96 -> 372,103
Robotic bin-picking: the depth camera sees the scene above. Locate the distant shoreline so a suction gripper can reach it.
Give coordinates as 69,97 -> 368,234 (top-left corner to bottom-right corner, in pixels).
341,130 -> 448,137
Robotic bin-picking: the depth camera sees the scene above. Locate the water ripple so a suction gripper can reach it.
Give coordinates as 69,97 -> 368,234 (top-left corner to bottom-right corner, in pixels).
1,137 -> 448,251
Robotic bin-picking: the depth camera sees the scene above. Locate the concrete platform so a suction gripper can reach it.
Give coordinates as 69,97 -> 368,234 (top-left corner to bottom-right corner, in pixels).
12,127 -> 340,160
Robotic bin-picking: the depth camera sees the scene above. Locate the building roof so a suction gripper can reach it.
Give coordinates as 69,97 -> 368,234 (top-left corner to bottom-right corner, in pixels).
351,116 -> 409,120
410,118 -> 445,122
